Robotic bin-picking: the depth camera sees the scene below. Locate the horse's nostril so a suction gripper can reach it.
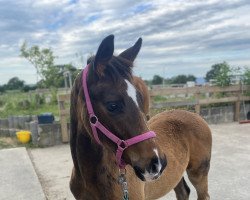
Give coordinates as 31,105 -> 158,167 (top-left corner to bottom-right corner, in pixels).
133,166 -> 145,181
160,156 -> 167,173
152,163 -> 157,173
149,157 -> 160,173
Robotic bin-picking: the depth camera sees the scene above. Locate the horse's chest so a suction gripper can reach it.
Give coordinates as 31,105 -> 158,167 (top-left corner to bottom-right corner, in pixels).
85,166 -> 120,199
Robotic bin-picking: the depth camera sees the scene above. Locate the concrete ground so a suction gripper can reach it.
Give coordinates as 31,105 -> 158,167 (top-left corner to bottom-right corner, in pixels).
1,122 -> 249,200
0,147 -> 45,200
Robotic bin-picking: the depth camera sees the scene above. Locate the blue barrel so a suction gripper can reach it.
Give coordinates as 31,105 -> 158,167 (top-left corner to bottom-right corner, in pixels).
37,113 -> 54,124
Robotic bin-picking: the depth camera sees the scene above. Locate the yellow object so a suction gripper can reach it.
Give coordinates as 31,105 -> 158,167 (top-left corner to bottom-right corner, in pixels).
16,131 -> 31,144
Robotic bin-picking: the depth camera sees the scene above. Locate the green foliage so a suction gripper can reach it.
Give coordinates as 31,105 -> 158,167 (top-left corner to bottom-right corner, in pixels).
21,84 -> 37,92
243,68 -> 250,85
152,75 -> 163,85
6,77 -> 24,90
149,74 -> 196,86
20,42 -> 55,81
34,93 -> 45,105
20,42 -> 81,88
16,99 -> 31,110
171,74 -> 196,84
206,62 -> 231,86
0,85 -> 5,93
42,64 -> 80,88
205,63 -> 221,81
215,63 -> 231,86
0,91 -> 60,118
50,87 -> 58,104
153,95 -> 167,102
0,77 -> 36,92
0,99 -> 4,107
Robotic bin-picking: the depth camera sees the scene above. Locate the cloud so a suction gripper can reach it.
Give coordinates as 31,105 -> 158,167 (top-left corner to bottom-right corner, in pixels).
0,0 -> 250,84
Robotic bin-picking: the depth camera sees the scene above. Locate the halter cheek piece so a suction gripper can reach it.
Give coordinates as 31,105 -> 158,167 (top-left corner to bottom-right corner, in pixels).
82,64 -> 156,169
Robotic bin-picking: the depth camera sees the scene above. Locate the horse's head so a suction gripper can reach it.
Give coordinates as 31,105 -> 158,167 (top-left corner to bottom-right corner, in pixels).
81,35 -> 167,181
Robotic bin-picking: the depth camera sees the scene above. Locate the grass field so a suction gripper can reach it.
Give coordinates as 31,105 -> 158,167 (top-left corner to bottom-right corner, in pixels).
0,90 -> 61,118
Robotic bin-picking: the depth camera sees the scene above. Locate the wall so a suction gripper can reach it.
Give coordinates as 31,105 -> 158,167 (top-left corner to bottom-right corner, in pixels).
200,103 -> 250,124
0,115 -> 65,147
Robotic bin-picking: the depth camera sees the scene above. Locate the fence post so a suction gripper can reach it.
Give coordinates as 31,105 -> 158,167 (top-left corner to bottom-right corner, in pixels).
149,90 -> 154,117
195,91 -> 201,114
58,99 -> 69,143
234,84 -> 241,121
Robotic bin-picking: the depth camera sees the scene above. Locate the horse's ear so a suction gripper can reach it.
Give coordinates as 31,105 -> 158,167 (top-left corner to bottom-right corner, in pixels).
119,38 -> 142,62
93,35 -> 114,76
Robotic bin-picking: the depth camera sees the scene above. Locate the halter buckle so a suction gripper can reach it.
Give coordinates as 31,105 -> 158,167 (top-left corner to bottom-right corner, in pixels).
89,114 -> 98,125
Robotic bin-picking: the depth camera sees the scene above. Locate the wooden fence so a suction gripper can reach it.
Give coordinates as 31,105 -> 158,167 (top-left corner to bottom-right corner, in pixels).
57,94 -> 70,142
58,85 -> 250,142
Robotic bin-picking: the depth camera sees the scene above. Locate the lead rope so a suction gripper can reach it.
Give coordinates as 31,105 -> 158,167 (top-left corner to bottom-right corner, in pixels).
118,169 -> 129,200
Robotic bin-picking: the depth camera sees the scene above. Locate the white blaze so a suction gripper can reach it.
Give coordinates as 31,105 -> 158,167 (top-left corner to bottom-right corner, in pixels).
125,79 -> 138,107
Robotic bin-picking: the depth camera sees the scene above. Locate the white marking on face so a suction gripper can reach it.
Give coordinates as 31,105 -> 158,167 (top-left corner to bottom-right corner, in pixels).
153,148 -> 162,173
125,79 -> 138,107
142,148 -> 162,181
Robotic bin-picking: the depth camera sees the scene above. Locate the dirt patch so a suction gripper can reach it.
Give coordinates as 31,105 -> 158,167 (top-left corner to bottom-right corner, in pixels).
0,137 -> 19,149
0,137 -> 36,149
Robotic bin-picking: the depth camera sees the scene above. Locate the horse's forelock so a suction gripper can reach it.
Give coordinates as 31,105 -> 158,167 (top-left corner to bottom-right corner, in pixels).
87,55 -> 133,84
105,56 -> 132,83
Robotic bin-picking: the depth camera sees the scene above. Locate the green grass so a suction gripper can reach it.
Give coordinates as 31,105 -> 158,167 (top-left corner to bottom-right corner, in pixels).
153,95 -> 196,102
0,90 -> 63,118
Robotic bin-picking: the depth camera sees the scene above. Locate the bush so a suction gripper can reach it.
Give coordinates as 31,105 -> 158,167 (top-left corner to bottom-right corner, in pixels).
34,94 -> 45,106
5,102 -> 14,110
50,87 -> 58,104
0,85 -> 5,94
21,85 -> 37,92
0,99 -> 4,107
17,100 -> 31,109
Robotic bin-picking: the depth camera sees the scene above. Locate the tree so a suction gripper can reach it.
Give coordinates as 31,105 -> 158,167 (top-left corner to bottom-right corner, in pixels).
205,62 -> 229,81
152,75 -> 163,85
205,62 -> 231,86
205,63 -> 221,82
37,64 -> 80,88
0,85 -> 5,93
171,74 -> 196,84
20,42 -> 55,84
6,77 -> 25,90
243,67 -> 250,85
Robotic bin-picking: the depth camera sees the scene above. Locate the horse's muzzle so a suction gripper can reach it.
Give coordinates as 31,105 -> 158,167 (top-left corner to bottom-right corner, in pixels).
133,155 -> 167,181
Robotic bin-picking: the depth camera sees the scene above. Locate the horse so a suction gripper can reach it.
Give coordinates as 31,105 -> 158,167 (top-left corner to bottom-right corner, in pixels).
69,35 -> 212,200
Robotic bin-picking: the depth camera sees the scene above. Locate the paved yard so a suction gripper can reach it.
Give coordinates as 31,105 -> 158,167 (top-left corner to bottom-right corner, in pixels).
0,148 -> 45,200
29,122 -> 250,200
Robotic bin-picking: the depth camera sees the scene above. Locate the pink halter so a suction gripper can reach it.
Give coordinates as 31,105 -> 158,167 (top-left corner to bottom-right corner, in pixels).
82,64 -> 156,169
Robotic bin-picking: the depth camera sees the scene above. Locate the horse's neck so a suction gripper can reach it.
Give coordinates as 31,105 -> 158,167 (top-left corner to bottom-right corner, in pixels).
77,131 -> 120,198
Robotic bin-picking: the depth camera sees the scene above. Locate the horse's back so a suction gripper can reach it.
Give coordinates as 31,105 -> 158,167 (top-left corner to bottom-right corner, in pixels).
149,109 -> 211,144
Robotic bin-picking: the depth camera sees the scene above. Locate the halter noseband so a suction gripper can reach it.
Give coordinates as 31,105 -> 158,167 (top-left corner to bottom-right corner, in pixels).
82,64 -> 156,169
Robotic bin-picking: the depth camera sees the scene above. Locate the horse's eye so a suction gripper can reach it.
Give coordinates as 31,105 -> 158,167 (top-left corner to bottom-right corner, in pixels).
106,102 -> 121,113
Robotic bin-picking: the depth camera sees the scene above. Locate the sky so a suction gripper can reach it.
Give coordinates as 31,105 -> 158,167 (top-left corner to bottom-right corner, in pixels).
0,0 -> 250,84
